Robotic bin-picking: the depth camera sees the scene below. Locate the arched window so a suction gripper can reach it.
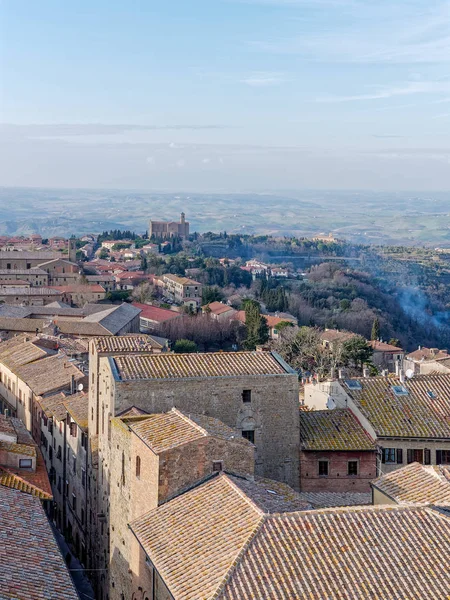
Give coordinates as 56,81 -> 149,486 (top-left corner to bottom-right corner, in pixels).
136,455 -> 141,478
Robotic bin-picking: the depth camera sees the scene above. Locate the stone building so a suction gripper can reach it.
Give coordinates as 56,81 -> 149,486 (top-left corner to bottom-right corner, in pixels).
156,273 -> 202,308
299,408 -> 377,492
0,268 -> 49,286
94,350 -> 299,485
306,374 -> 450,476
108,408 -> 255,600
38,391 -> 89,565
149,212 -> 189,239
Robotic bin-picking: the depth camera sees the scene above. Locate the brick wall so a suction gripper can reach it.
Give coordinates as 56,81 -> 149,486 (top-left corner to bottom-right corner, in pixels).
300,450 -> 377,493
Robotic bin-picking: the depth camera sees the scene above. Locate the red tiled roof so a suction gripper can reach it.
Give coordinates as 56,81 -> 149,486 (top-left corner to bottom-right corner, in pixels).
132,302 -> 181,323
369,340 -> 403,352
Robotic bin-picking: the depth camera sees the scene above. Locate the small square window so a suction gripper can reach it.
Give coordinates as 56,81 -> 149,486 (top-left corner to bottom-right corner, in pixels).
318,460 -> 329,476
242,390 -> 252,403
19,459 -> 32,469
213,461 -> 223,472
348,461 -> 358,476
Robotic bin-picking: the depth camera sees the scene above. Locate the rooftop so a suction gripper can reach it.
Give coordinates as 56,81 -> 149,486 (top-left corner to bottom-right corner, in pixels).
300,408 -> 376,451
124,408 -> 250,454
92,334 -> 165,354
342,374 -> 450,439
130,472 -> 450,600
320,329 -> 357,343
297,491 -> 372,508
372,462 -> 450,505
16,355 -> 84,396
369,340 -> 403,352
407,347 -> 449,362
203,301 -> 235,315
112,351 -> 292,381
0,335 -> 48,371
63,392 -> 89,431
0,250 -> 58,260
162,273 -> 202,286
0,486 -> 78,599
132,302 -> 181,323
0,286 -> 62,296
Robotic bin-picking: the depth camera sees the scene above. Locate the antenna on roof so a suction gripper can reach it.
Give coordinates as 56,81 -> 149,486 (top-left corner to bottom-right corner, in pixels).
405,369 -> 414,379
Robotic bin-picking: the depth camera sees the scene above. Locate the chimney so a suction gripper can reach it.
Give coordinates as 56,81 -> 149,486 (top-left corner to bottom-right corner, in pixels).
71,374 -> 75,394
399,369 -> 405,384
395,360 -> 401,376
330,367 -> 335,380
338,368 -> 344,379
363,367 -> 370,378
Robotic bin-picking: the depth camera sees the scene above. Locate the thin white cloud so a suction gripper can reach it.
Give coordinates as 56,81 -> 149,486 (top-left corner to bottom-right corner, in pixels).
248,1 -> 450,65
318,81 -> 450,103
240,72 -> 286,86
176,159 -> 186,168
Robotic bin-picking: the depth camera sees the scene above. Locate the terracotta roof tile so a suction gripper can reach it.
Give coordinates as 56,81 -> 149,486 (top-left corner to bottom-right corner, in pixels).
372,462 -> 450,505
92,334 -> 164,354
0,486 -> 78,599
343,374 -> 450,438
63,392 -> 89,431
300,409 -> 376,451
219,505 -> 450,600
113,351 -> 290,381
124,408 -> 250,454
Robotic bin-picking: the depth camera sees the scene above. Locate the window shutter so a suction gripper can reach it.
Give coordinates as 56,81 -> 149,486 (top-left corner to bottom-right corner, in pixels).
396,449 -> 403,464
424,448 -> 431,465
381,449 -> 386,464
407,449 -> 413,464
436,450 -> 442,465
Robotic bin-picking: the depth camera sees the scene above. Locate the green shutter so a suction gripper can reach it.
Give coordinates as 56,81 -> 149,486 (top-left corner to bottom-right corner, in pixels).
396,449 -> 403,464
407,449 -> 413,464
436,450 -> 442,465
424,448 -> 431,465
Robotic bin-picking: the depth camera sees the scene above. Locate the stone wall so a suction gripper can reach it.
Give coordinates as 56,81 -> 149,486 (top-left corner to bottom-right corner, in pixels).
105,369 -> 300,488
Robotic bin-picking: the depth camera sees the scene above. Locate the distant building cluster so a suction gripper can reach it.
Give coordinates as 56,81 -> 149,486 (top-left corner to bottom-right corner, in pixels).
149,212 -> 190,239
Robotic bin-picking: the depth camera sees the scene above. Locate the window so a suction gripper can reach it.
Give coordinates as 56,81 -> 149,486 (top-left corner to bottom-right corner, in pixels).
57,445 -> 62,460
57,476 -> 62,493
213,461 -> 223,472
19,458 -> 32,469
382,448 -> 397,464
81,432 -> 87,450
437,450 -> 450,464
121,451 -> 126,486
72,494 -> 77,512
392,385 -> 409,396
407,449 -> 424,464
72,456 -> 77,473
70,422 -> 77,437
242,389 -> 252,403
242,430 -> 255,444
347,461 -> 358,476
136,456 -> 141,478
49,446 -> 53,461
318,460 -> 329,476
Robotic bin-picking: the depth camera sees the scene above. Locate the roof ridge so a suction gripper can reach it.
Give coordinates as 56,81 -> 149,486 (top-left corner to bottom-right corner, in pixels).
171,408 -> 208,438
212,513 -> 266,600
221,473 -> 266,517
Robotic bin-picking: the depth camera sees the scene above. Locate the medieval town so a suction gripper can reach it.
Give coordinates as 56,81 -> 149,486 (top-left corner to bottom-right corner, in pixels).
0,216 -> 449,599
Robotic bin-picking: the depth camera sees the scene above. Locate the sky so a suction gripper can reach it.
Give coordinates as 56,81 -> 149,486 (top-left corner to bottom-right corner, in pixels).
1,0 -> 450,191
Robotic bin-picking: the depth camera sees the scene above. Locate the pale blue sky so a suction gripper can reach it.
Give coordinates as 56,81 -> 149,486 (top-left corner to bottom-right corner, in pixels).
1,0 -> 449,190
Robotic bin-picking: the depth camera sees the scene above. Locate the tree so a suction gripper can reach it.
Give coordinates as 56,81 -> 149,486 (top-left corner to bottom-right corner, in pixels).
371,317 -> 380,341
173,339 -> 198,353
243,300 -> 269,349
131,282 -> 155,304
389,338 -> 401,348
202,286 -> 223,305
342,336 -> 373,370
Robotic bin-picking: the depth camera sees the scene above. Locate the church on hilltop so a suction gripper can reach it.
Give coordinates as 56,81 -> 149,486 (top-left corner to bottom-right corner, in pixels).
149,212 -> 189,239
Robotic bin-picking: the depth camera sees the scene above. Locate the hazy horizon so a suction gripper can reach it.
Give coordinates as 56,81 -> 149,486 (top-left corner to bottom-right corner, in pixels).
1,0 -> 450,191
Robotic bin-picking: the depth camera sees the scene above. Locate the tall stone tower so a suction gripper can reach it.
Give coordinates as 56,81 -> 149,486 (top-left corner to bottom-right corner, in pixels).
68,239 -> 77,263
